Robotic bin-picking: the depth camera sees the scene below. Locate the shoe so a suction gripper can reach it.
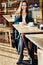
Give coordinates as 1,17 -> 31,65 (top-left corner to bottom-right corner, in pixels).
28,55 -> 31,59
29,58 -> 32,64
17,59 -> 23,64
17,55 -> 24,64
28,54 -> 32,64
27,51 -> 31,59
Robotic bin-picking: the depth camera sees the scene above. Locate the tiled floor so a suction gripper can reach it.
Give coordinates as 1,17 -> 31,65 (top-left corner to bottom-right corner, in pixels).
0,42 -> 30,65
0,34 -> 37,65
0,43 -> 18,65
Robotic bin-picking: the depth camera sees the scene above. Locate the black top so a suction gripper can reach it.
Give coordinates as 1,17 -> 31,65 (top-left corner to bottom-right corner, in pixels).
14,13 -> 34,24
18,14 -> 34,24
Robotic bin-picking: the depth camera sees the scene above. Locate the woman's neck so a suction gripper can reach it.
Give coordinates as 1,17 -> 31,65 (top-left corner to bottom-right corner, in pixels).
22,10 -> 26,15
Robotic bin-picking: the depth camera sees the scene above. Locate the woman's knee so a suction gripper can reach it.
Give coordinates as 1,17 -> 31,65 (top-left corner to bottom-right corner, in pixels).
20,34 -> 25,38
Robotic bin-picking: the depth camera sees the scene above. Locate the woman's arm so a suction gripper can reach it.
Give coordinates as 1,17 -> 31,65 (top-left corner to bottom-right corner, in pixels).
15,2 -> 22,16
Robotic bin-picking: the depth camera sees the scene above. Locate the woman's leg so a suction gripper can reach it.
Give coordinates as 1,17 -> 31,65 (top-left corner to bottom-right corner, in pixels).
21,34 -> 35,64
17,34 -> 24,64
19,34 -> 24,57
20,34 -> 34,58
20,34 -> 29,52
20,34 -> 35,64
17,34 -> 24,62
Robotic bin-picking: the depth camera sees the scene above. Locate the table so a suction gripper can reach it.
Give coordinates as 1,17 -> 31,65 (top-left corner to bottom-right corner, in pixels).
3,15 -> 14,22
25,34 -> 43,65
13,24 -> 43,65
25,34 -> 43,50
13,24 -> 43,34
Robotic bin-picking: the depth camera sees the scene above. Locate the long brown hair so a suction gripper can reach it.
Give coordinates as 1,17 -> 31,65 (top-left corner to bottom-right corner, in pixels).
20,0 -> 28,16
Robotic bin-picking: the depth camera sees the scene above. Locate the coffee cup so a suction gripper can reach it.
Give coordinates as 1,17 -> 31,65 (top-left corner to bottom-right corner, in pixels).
28,22 -> 34,26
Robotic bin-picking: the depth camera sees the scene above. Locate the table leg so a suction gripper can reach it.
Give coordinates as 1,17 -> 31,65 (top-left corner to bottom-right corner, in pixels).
9,31 -> 11,46
5,32 -> 8,42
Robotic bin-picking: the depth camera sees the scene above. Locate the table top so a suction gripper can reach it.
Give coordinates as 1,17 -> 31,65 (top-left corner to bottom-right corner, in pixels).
3,15 -> 14,22
13,24 -> 43,34
25,34 -> 43,50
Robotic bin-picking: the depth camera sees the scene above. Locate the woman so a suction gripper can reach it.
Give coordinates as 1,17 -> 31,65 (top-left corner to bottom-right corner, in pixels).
13,0 -> 34,50
14,0 -> 34,64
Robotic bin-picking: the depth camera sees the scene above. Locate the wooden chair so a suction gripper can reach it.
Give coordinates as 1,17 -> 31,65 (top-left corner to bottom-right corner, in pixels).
0,26 -> 13,46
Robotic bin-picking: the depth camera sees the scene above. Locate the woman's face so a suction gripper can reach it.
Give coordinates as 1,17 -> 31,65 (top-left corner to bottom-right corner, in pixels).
21,2 -> 27,10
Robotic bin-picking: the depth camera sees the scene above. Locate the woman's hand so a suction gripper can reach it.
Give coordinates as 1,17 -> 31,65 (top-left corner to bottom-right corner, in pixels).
19,22 -> 26,25
15,2 -> 22,16
18,2 -> 22,12
19,2 -> 22,8
22,22 -> 27,25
